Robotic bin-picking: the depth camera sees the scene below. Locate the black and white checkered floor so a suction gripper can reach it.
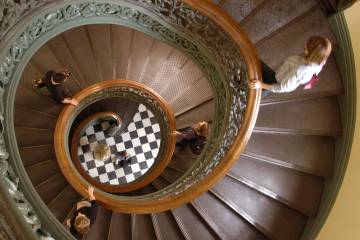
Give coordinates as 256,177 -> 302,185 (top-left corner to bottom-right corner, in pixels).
77,104 -> 161,185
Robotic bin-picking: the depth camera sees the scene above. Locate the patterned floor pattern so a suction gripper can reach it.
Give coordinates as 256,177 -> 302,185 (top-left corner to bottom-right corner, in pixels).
77,104 -> 161,185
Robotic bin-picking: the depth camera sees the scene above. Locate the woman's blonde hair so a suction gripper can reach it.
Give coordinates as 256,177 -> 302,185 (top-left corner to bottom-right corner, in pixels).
194,121 -> 209,137
304,36 -> 332,65
93,143 -> 110,161
74,214 -> 90,234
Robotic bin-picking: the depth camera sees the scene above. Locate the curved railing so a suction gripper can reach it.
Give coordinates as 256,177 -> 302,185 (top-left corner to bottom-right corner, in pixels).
61,80 -> 176,193
0,0 -> 261,238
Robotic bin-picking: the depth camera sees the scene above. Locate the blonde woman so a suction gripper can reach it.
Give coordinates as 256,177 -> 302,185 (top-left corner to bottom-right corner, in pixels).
251,36 -> 332,94
65,186 -> 98,239
175,121 -> 209,155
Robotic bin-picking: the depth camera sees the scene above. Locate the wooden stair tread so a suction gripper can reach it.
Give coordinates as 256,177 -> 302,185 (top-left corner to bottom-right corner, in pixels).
255,96 -> 341,136
107,213 -> 132,240
175,100 -> 214,129
15,127 -> 54,147
35,173 -> 68,205
195,191 -> 268,240
213,176 -> 307,240
19,144 -> 55,167
242,0 -> 317,43
151,211 -> 184,240
84,206 -> 112,240
132,214 -> 157,240
15,86 -> 62,116
172,204 -> 219,240
48,185 -> 80,222
14,107 -> 56,129
230,155 -> 324,216
26,159 -> 60,187
244,132 -> 334,177
221,0 -> 264,23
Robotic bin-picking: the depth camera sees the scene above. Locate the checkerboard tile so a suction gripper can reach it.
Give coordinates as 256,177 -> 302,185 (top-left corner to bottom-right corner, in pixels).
77,104 -> 161,185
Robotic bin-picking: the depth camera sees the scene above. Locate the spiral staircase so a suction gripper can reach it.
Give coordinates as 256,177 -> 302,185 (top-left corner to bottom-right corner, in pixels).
0,0 -> 355,240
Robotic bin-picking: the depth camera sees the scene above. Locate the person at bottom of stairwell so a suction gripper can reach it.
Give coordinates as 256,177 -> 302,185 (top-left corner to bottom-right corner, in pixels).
111,150 -> 132,166
250,36 -> 332,95
66,186 -> 98,239
175,121 -> 209,155
35,69 -> 79,106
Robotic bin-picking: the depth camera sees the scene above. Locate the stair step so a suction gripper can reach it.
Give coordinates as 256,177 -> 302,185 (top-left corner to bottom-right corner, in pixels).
26,159 -> 60,186
15,86 -> 62,116
221,0 -> 264,23
127,31 -> 156,82
149,49 -> 188,95
86,24 -> 113,81
151,211 -> 184,240
62,26 -> 101,85
48,185 -> 80,221
14,107 -> 56,129
168,154 -> 196,173
171,79 -> 213,116
244,132 -> 334,177
84,206 -> 112,240
163,60 -> 205,101
230,155 -> 324,216
195,191 -> 268,240
19,62 -> 45,91
158,173 -> 234,239
111,25 -> 133,79
242,0 -> 316,43
190,201 -> 231,239
255,97 -> 341,136
107,213 -> 132,240
172,205 -> 219,240
15,127 -> 54,147
19,144 -> 55,167
175,100 -> 214,129
212,176 -> 307,240
35,173 -> 68,205
133,214 -> 157,240
139,41 -> 173,85
148,181 -> 192,240
161,167 -> 183,184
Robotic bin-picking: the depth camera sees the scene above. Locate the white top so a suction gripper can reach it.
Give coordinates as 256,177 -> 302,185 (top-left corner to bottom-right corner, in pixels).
270,55 -> 324,93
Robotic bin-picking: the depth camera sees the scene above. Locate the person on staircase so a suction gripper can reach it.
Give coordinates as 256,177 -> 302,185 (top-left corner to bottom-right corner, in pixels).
250,36 -> 332,95
65,186 -> 98,239
175,121 -> 209,155
34,69 -> 79,106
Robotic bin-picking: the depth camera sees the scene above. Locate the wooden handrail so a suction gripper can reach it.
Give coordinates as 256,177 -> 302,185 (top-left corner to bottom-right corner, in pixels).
54,0 -> 260,213
55,80 -> 177,196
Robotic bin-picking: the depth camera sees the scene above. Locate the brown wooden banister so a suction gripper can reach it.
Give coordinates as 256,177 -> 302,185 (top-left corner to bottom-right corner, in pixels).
54,0 -> 260,213
55,79 -> 177,196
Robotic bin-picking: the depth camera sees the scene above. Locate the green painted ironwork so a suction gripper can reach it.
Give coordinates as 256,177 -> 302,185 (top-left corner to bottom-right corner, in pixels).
300,12 -> 357,240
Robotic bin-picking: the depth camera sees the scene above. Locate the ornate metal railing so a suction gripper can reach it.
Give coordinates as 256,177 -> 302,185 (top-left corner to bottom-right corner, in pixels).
0,0 -> 261,238
61,80 -> 176,193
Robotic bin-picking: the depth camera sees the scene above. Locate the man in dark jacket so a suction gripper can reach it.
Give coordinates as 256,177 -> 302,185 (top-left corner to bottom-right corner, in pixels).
35,69 -> 78,106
